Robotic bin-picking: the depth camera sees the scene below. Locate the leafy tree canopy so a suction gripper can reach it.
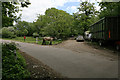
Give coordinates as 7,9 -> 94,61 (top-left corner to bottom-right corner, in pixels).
74,1 -> 98,34
34,8 -> 74,39
98,2 -> 120,18
2,0 -> 31,27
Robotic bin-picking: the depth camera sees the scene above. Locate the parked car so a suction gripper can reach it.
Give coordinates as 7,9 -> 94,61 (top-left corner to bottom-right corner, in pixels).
76,35 -> 84,42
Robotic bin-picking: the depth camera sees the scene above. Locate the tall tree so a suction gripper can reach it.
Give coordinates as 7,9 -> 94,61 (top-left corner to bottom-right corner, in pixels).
2,0 -> 31,27
34,15 -> 47,35
76,1 -> 98,33
35,8 -> 74,39
98,2 -> 120,18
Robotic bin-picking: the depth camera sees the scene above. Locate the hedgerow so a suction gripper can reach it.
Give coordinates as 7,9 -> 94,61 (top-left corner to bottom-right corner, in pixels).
2,42 -> 30,80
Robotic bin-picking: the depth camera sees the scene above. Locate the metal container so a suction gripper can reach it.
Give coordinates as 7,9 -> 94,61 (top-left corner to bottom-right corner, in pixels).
90,16 -> 120,41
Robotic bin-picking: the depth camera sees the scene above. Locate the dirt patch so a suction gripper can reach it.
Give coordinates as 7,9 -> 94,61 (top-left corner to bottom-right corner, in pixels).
53,40 -> 118,61
19,50 -> 67,79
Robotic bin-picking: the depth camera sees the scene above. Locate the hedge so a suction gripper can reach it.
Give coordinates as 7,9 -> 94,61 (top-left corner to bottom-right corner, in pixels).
2,42 -> 30,79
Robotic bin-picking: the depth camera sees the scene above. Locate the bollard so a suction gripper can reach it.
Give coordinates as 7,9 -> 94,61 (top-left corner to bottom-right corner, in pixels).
36,37 -> 38,44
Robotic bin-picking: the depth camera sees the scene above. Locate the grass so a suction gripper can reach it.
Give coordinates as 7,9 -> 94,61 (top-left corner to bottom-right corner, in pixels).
2,37 -> 62,45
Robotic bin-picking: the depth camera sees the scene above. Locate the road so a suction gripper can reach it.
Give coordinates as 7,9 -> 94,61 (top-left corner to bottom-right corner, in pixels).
1,39 -> 118,78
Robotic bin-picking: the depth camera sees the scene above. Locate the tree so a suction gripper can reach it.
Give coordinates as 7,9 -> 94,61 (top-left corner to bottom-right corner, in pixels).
15,21 -> 29,36
35,8 -> 74,39
34,15 -> 47,35
27,23 -> 36,36
15,21 -> 36,36
76,1 -> 98,33
98,2 -> 120,18
2,0 -> 31,27
78,2 -> 97,17
45,8 -> 74,39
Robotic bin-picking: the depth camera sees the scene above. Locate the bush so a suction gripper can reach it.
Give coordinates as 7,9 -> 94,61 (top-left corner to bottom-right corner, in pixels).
33,32 -> 39,38
1,27 -> 16,38
2,42 -> 30,79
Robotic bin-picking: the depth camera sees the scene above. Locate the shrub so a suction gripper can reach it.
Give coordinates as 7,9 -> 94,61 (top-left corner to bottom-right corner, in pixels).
7,27 -> 15,32
1,27 -> 16,38
2,42 -> 30,79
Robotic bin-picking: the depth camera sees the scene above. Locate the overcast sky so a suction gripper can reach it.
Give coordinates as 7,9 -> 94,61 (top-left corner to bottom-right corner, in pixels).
18,0 -> 101,22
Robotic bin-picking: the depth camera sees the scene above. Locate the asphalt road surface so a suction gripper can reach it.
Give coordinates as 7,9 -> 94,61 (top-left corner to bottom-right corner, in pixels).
1,39 -> 118,78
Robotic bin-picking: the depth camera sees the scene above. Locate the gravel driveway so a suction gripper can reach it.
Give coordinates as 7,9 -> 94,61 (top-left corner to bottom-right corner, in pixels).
53,40 -> 118,61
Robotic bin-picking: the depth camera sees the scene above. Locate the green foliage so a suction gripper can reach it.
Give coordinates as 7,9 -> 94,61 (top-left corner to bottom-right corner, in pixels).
26,23 -> 36,36
1,27 -> 16,38
15,21 -> 29,36
2,1 -> 31,27
23,29 -> 28,36
35,8 -> 74,39
78,2 -> 97,17
15,21 -> 34,36
32,32 -> 39,38
73,1 -> 98,35
16,29 -> 28,36
16,30 -> 23,37
98,2 -> 120,18
34,15 -> 47,35
2,42 -> 30,79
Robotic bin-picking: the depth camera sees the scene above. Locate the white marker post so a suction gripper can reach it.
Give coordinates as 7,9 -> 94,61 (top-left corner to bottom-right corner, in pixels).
36,37 -> 38,44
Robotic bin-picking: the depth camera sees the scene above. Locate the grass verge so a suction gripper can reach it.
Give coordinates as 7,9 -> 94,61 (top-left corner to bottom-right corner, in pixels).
2,42 -> 30,79
2,37 -> 62,45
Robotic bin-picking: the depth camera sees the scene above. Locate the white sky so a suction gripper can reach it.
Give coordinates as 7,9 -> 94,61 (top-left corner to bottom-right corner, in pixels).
18,0 -> 101,22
